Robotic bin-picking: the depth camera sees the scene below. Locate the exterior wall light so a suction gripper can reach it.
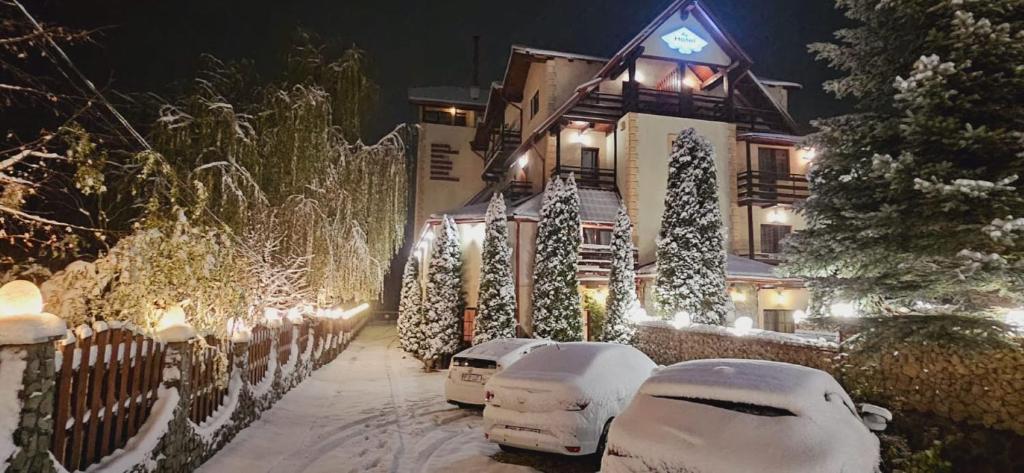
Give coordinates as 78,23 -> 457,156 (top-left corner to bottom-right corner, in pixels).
682,76 -> 700,89
517,154 -> 529,169
801,147 -> 817,161
766,207 -> 788,224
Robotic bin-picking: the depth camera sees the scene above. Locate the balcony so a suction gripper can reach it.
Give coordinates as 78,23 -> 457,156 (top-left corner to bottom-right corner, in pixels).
552,165 -> 616,190
566,85 -> 789,132
578,244 -> 638,280
482,127 -> 521,179
736,171 -> 809,206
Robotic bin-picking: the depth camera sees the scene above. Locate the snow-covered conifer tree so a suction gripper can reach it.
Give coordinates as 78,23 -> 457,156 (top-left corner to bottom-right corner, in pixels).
532,176 -> 583,341
397,254 -> 424,355
655,128 -> 728,325
602,207 -> 637,343
785,1 -> 1024,323
473,194 -> 517,344
422,216 -> 464,369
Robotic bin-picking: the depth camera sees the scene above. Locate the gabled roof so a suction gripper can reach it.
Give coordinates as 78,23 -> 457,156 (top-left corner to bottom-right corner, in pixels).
485,0 -> 801,173
429,188 -> 621,224
502,45 -> 609,102
408,86 -> 488,109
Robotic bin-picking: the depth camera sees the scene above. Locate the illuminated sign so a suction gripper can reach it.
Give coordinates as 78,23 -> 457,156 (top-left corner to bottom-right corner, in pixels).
660,27 -> 708,55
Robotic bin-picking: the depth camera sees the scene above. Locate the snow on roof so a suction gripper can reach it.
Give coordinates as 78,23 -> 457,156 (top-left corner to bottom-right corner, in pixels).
757,78 -> 803,89
431,188 -> 620,223
454,338 -> 551,363
511,45 -> 609,63
641,358 -> 851,416
407,86 -> 488,108
736,132 -> 805,146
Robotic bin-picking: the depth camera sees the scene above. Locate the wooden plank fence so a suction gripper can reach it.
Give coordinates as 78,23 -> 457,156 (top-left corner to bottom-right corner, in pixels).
189,337 -> 231,424
51,327 -> 164,472
277,320 -> 292,366
247,325 -> 273,385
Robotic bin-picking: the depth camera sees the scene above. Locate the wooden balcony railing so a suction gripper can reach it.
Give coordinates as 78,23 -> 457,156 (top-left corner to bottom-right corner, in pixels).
553,165 -> 616,190
484,127 -> 521,170
736,171 -> 809,206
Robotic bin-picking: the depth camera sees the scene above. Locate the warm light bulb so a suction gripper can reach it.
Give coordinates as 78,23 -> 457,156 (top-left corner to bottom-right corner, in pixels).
0,280 -> 44,316
802,148 -> 817,161
766,208 -> 788,224
157,304 -> 187,329
682,76 -> 700,89
264,308 -> 281,323
730,288 -> 747,303
517,154 -> 529,169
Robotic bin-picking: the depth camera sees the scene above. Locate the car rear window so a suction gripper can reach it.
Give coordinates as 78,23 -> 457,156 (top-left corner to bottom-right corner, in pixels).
653,395 -> 796,417
452,357 -> 497,369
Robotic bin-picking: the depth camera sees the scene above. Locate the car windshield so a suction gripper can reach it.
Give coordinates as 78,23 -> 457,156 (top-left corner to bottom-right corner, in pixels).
654,395 -> 796,417
452,357 -> 497,369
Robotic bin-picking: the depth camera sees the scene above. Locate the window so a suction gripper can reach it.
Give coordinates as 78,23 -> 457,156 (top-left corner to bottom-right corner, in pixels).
763,309 -> 795,333
530,91 -> 540,118
757,147 -> 791,176
422,107 -> 468,126
580,147 -> 599,179
582,227 -> 612,246
760,224 -> 791,254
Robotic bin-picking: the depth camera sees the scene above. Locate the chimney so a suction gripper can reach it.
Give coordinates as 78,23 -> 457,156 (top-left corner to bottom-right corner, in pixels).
470,35 -> 481,100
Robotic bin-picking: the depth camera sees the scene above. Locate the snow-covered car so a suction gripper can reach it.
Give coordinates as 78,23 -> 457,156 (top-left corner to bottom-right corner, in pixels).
601,358 -> 891,473
482,342 -> 656,456
445,338 -> 554,406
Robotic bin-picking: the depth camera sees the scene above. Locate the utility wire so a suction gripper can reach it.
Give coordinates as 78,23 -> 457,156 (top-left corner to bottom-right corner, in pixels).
12,0 -> 152,151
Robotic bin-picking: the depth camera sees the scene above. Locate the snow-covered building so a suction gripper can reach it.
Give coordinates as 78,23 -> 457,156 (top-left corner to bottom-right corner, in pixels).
409,0 -> 812,337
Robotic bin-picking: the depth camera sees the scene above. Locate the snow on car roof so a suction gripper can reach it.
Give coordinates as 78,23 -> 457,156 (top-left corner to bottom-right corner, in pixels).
453,338 -> 550,362
641,359 -> 852,416
503,342 -> 642,377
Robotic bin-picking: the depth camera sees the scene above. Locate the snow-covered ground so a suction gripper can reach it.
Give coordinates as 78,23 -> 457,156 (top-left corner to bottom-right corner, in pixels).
199,324 -> 593,473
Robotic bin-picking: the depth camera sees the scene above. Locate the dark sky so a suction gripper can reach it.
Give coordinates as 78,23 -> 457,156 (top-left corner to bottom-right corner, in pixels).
35,0 -> 849,141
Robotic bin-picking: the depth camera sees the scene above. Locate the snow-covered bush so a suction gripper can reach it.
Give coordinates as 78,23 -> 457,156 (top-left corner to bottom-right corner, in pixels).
655,128 -> 727,325
473,194 -> 517,344
603,207 -> 637,343
421,216 -> 464,369
531,176 -> 583,341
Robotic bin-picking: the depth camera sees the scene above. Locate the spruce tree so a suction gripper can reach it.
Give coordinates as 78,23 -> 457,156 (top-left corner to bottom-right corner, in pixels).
422,216 -> 464,369
785,1 -> 1024,321
532,176 -> 583,341
397,254 -> 424,355
473,193 -> 518,344
655,128 -> 728,325
602,207 -> 637,343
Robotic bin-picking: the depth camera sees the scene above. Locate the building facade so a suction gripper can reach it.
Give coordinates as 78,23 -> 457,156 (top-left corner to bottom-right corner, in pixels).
408,0 -> 814,338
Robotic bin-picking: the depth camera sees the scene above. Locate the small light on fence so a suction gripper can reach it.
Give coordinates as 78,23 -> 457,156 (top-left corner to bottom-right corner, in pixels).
671,311 -> 691,329
517,154 -> 529,169
0,280 -> 44,317
765,207 -> 788,224
341,303 -> 370,320
264,308 -> 282,324
157,304 -> 187,330
793,310 -> 807,324
733,316 -> 754,333
830,302 -> 857,318
286,307 -> 303,324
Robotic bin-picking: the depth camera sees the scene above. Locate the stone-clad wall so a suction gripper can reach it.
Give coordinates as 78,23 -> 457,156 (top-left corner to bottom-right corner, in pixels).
632,323 -> 1024,435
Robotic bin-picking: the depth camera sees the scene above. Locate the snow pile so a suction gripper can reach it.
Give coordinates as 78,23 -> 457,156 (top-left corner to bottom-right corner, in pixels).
192,368 -> 242,442
0,348 -> 27,464
454,338 -> 553,368
84,386 -> 180,473
0,313 -> 67,345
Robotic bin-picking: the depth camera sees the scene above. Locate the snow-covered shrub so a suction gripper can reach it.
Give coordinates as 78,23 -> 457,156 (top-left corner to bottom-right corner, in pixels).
655,128 -> 727,324
473,194 -> 517,344
531,176 -> 583,341
421,216 -> 464,368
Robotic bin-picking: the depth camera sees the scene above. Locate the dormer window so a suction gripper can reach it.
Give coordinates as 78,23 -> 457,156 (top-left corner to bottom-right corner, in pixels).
530,91 -> 540,119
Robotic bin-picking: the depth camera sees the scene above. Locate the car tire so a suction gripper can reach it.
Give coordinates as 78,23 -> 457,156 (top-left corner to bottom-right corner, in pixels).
498,444 -> 523,454
596,418 -> 613,456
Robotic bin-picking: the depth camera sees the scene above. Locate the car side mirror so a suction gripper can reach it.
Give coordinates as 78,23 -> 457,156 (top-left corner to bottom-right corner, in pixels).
858,403 -> 892,432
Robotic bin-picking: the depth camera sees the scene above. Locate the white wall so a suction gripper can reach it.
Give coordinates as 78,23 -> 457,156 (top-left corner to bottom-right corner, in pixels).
414,123 -> 486,232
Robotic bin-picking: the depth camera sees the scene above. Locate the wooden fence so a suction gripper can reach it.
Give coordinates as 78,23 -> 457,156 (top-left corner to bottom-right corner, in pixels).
277,321 -> 292,366
52,327 -> 165,471
189,337 -> 231,424
247,326 -> 273,385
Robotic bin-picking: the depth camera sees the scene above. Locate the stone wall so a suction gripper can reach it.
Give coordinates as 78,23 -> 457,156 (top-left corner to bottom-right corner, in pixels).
632,323 -> 1024,435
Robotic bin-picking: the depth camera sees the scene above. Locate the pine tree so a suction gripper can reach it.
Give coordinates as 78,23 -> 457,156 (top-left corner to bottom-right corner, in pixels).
602,207 -> 637,343
531,176 -> 583,341
655,128 -> 728,325
422,216 -> 464,369
473,193 -> 517,344
784,1 -> 1024,319
397,254 -> 424,355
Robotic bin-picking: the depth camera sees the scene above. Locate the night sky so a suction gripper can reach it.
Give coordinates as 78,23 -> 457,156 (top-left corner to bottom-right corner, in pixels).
36,0 -> 849,141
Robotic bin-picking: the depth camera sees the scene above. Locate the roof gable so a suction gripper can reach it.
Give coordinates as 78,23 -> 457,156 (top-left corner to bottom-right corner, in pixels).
640,9 -> 732,66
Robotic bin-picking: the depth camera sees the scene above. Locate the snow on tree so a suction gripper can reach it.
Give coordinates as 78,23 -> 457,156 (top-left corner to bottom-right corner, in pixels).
473,194 -> 517,344
655,128 -> 728,325
784,1 -> 1024,326
421,216 -> 464,369
602,207 -> 637,343
532,176 -> 583,341
397,254 -> 424,355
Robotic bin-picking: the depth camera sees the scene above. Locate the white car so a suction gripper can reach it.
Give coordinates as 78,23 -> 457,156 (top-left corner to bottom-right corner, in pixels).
483,342 -> 656,456
601,359 -> 891,473
445,338 -> 553,406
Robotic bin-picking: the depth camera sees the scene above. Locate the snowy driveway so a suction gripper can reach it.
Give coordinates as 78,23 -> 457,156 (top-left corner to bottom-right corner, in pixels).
199,323 -> 595,473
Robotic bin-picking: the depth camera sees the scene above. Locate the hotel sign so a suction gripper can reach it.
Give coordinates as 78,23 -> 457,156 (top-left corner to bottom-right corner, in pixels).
660,27 -> 708,55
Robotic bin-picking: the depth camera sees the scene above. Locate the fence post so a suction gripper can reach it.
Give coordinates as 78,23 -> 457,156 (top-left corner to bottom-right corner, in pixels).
157,338 -> 196,471
1,322 -> 63,473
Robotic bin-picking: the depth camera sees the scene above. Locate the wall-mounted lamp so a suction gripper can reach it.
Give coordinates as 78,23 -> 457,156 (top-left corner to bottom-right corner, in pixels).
517,154 -> 529,169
